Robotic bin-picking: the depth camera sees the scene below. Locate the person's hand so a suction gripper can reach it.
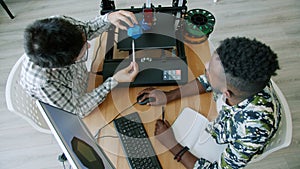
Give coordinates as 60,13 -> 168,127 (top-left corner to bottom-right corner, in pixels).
107,10 -> 138,30
137,88 -> 168,106
113,62 -> 139,82
154,119 -> 178,149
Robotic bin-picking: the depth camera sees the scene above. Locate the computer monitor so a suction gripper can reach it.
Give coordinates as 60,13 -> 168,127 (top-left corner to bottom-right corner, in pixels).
36,101 -> 115,169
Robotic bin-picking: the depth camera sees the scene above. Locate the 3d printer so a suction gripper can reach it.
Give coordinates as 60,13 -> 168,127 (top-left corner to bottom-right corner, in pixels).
99,0 -> 215,87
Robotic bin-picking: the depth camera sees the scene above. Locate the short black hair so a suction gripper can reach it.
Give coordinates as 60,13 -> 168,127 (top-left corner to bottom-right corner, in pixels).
217,37 -> 279,93
24,17 -> 84,68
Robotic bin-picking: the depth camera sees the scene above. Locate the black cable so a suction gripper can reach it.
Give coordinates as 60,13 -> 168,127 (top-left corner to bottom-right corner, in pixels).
94,102 -> 138,139
91,31 -> 119,74
91,33 -> 103,74
62,162 -> 66,169
58,153 -> 67,169
98,135 -> 119,139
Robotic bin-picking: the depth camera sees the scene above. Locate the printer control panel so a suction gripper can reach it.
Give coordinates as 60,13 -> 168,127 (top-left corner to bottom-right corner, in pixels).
163,70 -> 182,81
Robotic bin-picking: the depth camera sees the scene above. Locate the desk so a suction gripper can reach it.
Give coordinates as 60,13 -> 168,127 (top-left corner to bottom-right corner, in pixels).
83,33 -> 215,169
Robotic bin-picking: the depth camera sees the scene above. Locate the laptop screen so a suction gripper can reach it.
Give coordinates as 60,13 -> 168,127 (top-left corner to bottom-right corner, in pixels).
36,101 -> 115,169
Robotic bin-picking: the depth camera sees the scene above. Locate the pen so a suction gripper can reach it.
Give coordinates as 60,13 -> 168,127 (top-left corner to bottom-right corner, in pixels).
162,106 -> 165,121
132,40 -> 135,63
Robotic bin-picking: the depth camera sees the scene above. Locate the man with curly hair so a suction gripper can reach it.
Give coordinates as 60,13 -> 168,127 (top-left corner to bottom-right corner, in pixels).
21,11 -> 139,117
138,37 -> 281,168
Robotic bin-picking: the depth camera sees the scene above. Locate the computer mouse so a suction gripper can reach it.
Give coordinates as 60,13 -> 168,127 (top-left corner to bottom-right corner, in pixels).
136,93 -> 156,105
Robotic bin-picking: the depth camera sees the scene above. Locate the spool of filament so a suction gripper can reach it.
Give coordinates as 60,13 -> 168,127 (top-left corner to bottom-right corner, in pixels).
183,9 -> 215,44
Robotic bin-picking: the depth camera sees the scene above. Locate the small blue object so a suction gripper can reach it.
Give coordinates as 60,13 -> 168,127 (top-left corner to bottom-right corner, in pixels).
127,24 -> 143,39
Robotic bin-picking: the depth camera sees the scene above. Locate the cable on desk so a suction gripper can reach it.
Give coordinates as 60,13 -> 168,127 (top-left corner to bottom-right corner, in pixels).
94,102 -> 138,139
91,33 -> 103,74
98,135 -> 119,139
91,32 -> 120,75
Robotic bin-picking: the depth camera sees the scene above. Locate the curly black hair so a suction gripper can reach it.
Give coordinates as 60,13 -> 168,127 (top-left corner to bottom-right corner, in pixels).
216,37 -> 279,93
24,17 -> 84,68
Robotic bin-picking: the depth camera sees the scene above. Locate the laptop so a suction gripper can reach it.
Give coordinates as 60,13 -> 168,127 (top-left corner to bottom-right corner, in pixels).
36,101 -> 115,169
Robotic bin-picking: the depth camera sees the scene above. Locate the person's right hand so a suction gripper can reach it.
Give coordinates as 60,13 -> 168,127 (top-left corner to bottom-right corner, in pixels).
107,10 -> 138,30
154,119 -> 178,149
113,62 -> 139,83
137,87 -> 168,106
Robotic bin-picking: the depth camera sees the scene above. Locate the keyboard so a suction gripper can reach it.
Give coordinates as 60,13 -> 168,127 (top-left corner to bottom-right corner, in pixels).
113,112 -> 162,169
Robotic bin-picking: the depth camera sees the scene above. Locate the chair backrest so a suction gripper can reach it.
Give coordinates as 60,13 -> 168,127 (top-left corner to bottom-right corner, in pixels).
5,54 -> 51,134
250,79 -> 292,163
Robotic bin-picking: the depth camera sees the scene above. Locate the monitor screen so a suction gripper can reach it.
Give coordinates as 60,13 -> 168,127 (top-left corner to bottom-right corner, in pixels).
36,101 -> 115,169
71,137 -> 104,169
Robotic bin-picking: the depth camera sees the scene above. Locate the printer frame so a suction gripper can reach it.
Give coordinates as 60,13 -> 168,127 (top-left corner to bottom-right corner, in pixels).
99,0 -> 190,87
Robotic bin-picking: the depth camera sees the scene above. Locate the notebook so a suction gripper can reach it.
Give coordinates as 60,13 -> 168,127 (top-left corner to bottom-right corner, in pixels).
172,107 -> 227,163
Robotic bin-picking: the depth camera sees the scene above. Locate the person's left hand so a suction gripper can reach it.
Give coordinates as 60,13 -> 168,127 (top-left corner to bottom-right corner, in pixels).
154,119 -> 178,149
108,10 -> 138,30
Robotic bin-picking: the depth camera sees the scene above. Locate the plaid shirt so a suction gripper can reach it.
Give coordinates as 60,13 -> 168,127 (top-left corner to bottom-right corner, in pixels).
194,75 -> 281,169
20,15 -> 119,117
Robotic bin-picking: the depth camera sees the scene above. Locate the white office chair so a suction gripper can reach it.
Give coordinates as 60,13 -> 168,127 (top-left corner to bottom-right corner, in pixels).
250,79 -> 293,163
5,54 -> 51,134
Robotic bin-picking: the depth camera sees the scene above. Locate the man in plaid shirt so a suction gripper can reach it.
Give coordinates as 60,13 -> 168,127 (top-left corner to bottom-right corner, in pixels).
21,10 -> 139,117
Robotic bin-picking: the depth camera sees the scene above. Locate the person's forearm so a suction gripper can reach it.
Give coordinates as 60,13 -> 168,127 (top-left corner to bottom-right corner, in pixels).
79,77 -> 118,117
166,79 -> 207,103
170,144 -> 198,169
85,14 -> 111,40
